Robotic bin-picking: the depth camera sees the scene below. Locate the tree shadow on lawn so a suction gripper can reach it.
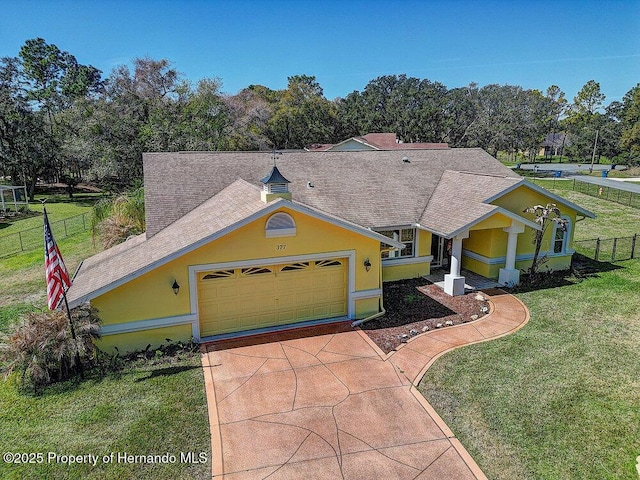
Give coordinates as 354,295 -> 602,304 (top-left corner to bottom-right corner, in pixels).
507,254 -> 624,294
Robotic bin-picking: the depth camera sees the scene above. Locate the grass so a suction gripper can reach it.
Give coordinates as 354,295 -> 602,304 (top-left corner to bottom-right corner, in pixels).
0,196 -> 98,237
419,259 -> 640,479
528,180 -> 640,240
0,229 -> 100,309
0,354 -> 211,479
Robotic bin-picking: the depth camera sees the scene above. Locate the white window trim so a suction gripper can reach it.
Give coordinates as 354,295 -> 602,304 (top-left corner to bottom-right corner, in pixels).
378,227 -> 417,259
381,255 -> 433,266
265,212 -> 296,238
265,227 -> 296,238
550,215 -> 571,255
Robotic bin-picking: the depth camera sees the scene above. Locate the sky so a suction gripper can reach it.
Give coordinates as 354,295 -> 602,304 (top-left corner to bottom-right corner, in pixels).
1,0 -> 639,104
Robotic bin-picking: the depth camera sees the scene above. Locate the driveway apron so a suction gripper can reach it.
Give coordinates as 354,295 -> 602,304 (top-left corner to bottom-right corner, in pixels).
201,289 -> 529,479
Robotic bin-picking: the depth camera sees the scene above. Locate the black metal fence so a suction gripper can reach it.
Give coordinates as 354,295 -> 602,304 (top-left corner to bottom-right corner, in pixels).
573,181 -> 640,209
573,234 -> 638,262
0,212 -> 91,258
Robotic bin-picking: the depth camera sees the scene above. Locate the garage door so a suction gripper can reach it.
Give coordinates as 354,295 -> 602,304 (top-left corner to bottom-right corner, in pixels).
197,258 -> 347,337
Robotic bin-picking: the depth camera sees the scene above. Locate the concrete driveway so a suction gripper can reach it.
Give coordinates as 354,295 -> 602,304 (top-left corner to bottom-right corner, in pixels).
201,290 -> 529,479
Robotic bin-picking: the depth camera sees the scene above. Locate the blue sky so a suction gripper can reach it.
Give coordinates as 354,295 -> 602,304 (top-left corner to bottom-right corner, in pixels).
1,0 -> 639,104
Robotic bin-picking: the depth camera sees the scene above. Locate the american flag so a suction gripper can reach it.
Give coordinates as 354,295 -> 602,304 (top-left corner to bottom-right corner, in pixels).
44,208 -> 71,310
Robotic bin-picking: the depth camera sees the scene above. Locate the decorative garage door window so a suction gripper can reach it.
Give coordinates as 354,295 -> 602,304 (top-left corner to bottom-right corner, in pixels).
202,269 -> 235,280
281,262 -> 310,272
241,267 -> 273,275
378,228 -> 415,259
265,212 -> 296,238
315,259 -> 343,268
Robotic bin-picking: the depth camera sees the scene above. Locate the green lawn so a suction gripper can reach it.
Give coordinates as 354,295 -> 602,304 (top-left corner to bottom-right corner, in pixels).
0,354 -> 211,480
419,259 -> 640,479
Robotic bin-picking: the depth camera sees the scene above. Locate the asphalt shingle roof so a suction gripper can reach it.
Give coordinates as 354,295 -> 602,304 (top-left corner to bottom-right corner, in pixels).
143,148 -> 519,237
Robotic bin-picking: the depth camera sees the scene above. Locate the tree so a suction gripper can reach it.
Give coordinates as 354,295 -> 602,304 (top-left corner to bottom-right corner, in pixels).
523,203 -> 567,275
564,80 -> 606,162
267,75 -> 340,149
620,83 -> 640,160
0,39 -> 104,199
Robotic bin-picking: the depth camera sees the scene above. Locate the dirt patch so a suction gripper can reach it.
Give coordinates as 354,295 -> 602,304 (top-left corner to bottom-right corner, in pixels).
360,278 -> 490,353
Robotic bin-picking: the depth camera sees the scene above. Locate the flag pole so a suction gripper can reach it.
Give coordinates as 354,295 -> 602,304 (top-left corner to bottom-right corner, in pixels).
42,200 -> 82,375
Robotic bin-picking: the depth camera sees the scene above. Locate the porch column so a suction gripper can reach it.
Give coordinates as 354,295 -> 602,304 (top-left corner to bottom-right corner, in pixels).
498,221 -> 525,286
444,230 -> 469,296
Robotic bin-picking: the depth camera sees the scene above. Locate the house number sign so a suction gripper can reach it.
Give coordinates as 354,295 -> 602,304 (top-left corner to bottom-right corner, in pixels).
276,244 -> 286,250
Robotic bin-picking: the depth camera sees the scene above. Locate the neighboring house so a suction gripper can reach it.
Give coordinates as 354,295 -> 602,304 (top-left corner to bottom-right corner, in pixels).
307,132 -> 448,151
539,132 -> 570,157
66,148 -> 594,353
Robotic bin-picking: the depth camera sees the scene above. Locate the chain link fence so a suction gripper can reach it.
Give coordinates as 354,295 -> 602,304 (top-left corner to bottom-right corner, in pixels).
0,212 -> 91,258
573,234 -> 638,262
573,181 -> 640,209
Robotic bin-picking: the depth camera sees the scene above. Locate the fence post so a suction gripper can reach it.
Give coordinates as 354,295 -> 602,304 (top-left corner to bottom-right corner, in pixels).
18,231 -> 24,252
632,234 -> 637,259
595,238 -> 600,261
82,212 -> 86,231
611,237 -> 617,262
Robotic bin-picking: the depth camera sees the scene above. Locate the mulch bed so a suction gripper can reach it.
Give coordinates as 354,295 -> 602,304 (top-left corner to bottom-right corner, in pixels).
360,278 -> 490,354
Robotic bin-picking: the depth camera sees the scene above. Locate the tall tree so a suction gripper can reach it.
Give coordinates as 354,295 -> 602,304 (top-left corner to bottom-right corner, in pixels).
564,80 -> 606,162
620,83 -> 640,161
267,75 -> 340,149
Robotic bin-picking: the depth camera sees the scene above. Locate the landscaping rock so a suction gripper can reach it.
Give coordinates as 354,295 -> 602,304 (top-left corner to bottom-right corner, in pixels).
445,320 -> 454,326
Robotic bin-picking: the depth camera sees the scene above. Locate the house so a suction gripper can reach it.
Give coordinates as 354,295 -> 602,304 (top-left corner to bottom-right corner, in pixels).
66,148 -> 594,353
306,132 -> 448,151
539,133 -> 570,157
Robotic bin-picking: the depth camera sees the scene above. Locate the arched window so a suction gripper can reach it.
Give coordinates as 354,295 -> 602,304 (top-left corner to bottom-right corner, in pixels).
265,212 -> 296,238
552,216 -> 571,254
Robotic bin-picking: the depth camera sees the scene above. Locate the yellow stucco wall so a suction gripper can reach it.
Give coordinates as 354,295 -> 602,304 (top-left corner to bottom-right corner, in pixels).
91,206 -> 384,349
461,184 -> 582,277
491,184 -> 579,254
382,261 -> 431,282
96,324 -> 192,354
382,229 -> 432,281
355,297 -> 381,319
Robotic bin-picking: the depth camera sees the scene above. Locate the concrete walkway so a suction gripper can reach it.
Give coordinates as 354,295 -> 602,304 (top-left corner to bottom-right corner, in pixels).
201,289 -> 529,479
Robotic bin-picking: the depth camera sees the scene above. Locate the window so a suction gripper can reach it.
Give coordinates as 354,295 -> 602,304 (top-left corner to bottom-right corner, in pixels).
241,267 -> 273,276
552,217 -> 570,254
265,212 -> 296,238
202,269 -> 235,280
315,259 -> 343,268
281,262 -> 310,272
378,228 -> 415,259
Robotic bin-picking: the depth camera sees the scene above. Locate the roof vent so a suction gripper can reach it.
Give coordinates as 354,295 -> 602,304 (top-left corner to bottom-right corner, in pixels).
402,156 -> 410,163
307,181 -> 314,188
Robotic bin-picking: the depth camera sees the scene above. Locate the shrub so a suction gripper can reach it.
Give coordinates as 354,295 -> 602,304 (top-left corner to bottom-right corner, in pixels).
0,304 -> 100,391
91,187 -> 145,248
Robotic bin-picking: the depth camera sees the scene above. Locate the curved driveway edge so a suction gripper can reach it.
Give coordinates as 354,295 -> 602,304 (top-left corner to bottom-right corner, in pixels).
201,288 -> 529,479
